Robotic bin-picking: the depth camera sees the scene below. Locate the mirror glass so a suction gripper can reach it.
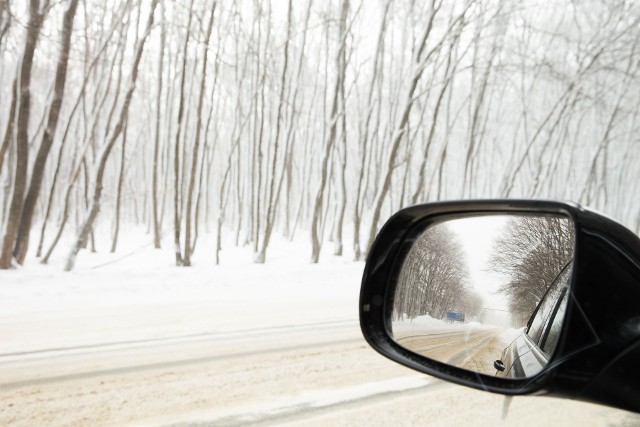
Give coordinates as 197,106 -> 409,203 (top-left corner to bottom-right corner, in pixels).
390,213 -> 574,379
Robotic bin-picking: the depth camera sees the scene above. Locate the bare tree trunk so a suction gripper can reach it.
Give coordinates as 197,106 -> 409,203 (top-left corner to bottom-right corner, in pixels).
310,0 -> 349,263
151,0 -> 165,249
333,94 -> 347,256
13,0 -> 80,264
110,124 -> 127,253
191,140 -> 208,255
215,141 -> 240,265
35,145 -> 64,258
1,128 -> 15,226
183,0 -> 216,266
233,138 -> 243,247
0,0 -> 45,269
0,79 -> 16,175
332,8 -> 351,257
79,158 -> 96,252
255,0 -> 292,264
352,1 -> 390,260
172,0 -> 194,267
252,23 -> 268,256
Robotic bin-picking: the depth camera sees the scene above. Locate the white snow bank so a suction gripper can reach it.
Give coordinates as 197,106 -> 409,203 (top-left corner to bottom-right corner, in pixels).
391,313 -> 484,338
0,228 -> 364,354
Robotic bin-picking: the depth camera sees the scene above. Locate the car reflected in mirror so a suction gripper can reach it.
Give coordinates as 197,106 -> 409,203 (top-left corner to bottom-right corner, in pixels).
495,264 -> 571,378
389,214 -> 575,378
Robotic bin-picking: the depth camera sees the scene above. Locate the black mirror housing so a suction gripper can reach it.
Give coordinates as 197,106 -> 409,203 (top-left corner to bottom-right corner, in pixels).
359,200 -> 640,413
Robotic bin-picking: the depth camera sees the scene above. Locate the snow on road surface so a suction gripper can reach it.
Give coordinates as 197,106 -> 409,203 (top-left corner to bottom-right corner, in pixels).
143,375 -> 434,426
1,230 -> 639,426
392,316 -> 525,376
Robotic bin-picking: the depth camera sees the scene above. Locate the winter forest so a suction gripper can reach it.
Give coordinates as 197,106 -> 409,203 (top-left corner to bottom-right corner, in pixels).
1,0 -> 639,270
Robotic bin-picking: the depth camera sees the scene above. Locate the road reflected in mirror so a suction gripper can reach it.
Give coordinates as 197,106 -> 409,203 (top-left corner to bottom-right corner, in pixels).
390,214 -> 574,378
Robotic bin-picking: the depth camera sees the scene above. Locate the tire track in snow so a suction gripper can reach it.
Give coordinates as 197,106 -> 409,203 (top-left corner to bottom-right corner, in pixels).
0,320 -> 361,391
0,319 -> 357,359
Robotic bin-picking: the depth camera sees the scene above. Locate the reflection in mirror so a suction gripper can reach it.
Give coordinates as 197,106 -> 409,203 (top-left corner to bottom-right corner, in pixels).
391,214 -> 574,379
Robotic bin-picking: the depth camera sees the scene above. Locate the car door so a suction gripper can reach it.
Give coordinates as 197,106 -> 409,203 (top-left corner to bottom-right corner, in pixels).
499,267 -> 571,377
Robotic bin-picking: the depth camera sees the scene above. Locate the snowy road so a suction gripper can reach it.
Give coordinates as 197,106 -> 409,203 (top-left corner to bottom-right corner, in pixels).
1,238 -> 639,426
2,320 -> 639,427
0,318 -> 435,426
0,319 -> 361,389
396,327 -> 509,375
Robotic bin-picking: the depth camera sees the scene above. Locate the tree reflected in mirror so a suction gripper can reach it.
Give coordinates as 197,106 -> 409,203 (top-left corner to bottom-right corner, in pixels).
490,216 -> 573,318
391,214 -> 574,379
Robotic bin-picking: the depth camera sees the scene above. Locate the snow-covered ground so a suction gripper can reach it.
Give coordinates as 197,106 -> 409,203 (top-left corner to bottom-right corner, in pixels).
0,229 -> 362,355
392,313 -> 484,337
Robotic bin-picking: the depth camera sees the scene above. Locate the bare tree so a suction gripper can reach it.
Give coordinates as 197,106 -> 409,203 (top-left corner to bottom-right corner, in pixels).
310,0 -> 349,263
64,0 -> 160,271
110,122 -> 129,253
351,1 -> 390,261
183,0 -> 217,266
393,223 -> 470,321
254,0 -> 292,264
364,0 -> 473,257
151,0 -> 166,250
171,0 -> 195,267
12,0 -> 80,264
0,0 -> 637,270
489,215 -> 574,314
0,0 -> 47,269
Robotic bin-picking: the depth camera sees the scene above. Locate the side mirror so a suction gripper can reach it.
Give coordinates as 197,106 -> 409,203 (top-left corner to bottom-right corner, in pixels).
359,200 -> 640,413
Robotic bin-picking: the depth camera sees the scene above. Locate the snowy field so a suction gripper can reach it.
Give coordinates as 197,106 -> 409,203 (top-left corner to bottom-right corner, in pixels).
0,229 -> 362,355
